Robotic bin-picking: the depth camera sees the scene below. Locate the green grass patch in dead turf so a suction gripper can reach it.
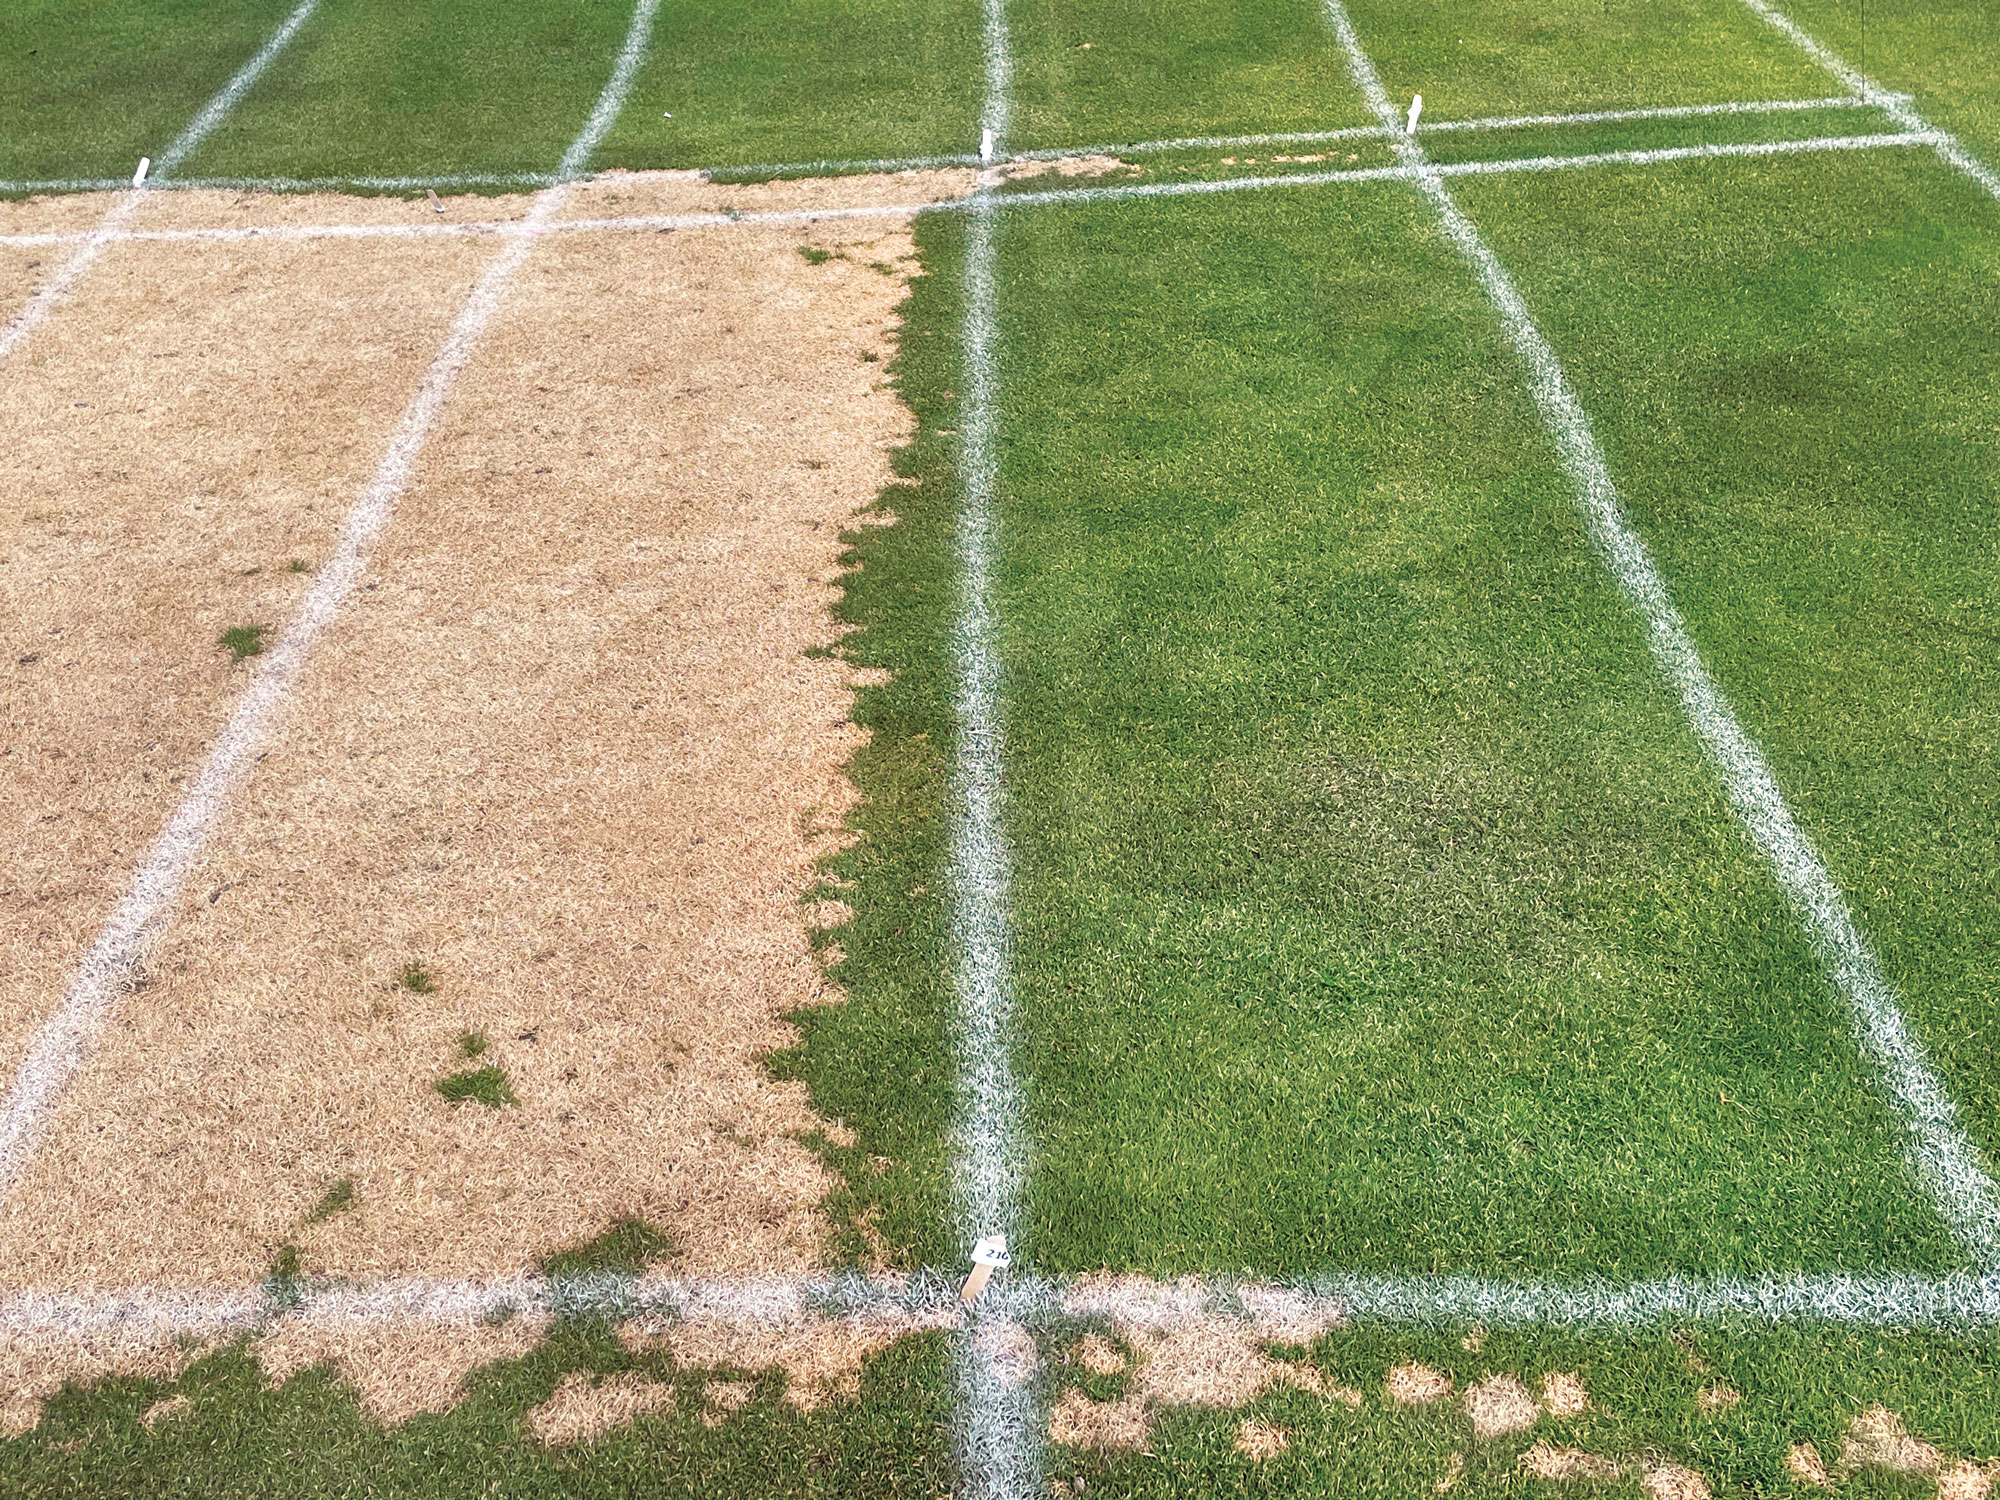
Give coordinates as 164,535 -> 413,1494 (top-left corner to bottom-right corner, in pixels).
432,1065 -> 517,1109
398,960 -> 437,994
216,624 -> 269,662
540,1218 -> 675,1284
304,1177 -> 355,1224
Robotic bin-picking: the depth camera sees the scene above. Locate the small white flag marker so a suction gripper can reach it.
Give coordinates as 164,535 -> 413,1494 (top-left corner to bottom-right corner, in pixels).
1405,94 -> 1423,135
131,157 -> 151,188
959,1234 -> 1009,1302
980,128 -> 996,164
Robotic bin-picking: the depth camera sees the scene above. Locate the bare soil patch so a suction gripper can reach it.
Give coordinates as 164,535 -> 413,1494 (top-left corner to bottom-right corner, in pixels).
0,194 -> 919,1333
0,232 -> 491,1092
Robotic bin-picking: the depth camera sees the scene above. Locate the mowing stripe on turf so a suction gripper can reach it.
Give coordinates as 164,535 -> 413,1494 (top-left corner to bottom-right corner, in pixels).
951,0 -> 1041,1496
1735,0 -> 2000,205
0,0 -> 663,1200
1320,0 -> 2000,1270
0,0 -> 321,366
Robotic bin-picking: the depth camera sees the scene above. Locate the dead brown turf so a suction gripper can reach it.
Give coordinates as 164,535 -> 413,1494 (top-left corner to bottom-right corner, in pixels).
0,230 -> 493,1094
0,186 -> 920,1383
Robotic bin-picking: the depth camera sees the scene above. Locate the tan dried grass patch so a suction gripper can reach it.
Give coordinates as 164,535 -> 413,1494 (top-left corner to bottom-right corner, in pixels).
1001,155 -> 1140,182
1642,1460 -> 1712,1500
1786,1442 -> 1832,1488
1541,1371 -> 1588,1418
1386,1361 -> 1452,1406
0,204 -> 920,1293
1519,1442 -> 1620,1482
254,1313 -> 546,1426
1464,1372 -> 1538,1438
1049,1386 -> 1150,1452
1696,1382 -> 1740,1413
131,187 -> 540,235
1072,1333 -> 1127,1377
1842,1403 -> 1943,1475
0,191 -> 130,237
621,1302 -> 950,1411
700,1378 -> 754,1427
1940,1461 -> 1999,1500
1233,1417 -> 1289,1459
526,1369 -> 673,1446
555,167 -> 975,226
0,230 -> 491,1154
139,1392 -> 192,1429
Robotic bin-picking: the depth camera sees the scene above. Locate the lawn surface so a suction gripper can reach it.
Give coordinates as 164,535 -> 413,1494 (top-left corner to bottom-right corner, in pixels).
0,0 -> 302,182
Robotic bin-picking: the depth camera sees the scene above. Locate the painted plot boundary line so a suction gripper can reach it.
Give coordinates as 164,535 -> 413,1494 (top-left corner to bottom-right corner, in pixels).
0,130 -> 1942,254
0,0 -> 663,1199
1320,0 -> 2000,1268
13,1270 -> 2000,1342
0,94 -> 1889,197
1736,0 -> 2000,204
0,0 -> 322,366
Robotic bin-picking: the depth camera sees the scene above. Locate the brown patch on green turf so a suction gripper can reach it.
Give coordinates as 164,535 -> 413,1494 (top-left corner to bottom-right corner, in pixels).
525,1369 -> 674,1446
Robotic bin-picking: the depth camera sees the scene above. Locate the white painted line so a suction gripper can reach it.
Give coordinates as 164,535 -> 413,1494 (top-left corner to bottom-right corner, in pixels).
1421,93 -> 1869,135
0,0 -> 321,366
0,133 -> 1947,255
1734,0 -> 2000,205
953,0 -> 1038,1494
0,0 -> 664,1197
558,0 -> 663,180
1431,130 -> 1940,178
1323,0 -> 2000,1268
10,1270 -> 2000,1340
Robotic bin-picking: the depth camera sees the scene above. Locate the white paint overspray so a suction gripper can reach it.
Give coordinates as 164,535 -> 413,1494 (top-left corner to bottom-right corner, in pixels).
1734,0 -> 2000,205
0,0 -> 322,366
948,0 -> 1042,1492
1320,0 -> 2000,1266
0,0 -> 665,1198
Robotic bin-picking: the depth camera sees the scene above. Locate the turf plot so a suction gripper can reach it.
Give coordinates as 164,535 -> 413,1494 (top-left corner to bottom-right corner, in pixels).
0,0 -> 306,184
173,0 -> 641,182
1764,0 -> 2000,166
940,183 -> 1962,1280
1451,146 -> 2000,1178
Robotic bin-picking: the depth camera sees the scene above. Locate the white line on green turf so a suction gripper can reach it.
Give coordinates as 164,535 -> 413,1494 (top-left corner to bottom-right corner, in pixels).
1735,0 -> 2000,205
0,130 -> 1944,255
952,0 -> 1042,1494
1321,0 -> 2000,1270
0,0 -> 321,366
0,93 -> 1896,200
0,0 -> 663,1200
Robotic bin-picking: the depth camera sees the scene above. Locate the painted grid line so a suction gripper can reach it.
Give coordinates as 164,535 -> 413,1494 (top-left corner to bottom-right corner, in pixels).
0,0 -> 321,366
15,1270 -> 2000,1345
950,0 -> 1042,1493
1321,0 -> 2000,1269
1736,0 -> 2000,204
0,93 -> 1894,200
0,0 -> 662,1199
0,129 -> 1943,255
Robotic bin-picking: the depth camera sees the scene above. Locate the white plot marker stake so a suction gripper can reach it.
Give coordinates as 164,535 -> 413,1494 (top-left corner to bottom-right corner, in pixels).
425,187 -> 444,213
1406,93 -> 1423,134
131,157 -> 151,187
959,1235 -> 1009,1302
980,127 -> 996,164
